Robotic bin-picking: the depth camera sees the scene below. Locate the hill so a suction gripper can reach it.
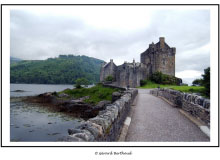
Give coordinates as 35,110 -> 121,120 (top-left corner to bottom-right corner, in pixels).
10,56 -> 22,64
10,55 -> 105,84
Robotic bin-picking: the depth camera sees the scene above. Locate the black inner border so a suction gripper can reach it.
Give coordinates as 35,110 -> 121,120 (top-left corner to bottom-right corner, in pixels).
1,3 -> 219,148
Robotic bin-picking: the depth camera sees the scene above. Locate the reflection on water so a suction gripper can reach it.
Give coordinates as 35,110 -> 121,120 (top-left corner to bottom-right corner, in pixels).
10,84 -> 85,142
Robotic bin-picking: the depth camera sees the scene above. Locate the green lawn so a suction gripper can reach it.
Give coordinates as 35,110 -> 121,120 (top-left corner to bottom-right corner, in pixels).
139,80 -> 205,94
59,84 -> 120,105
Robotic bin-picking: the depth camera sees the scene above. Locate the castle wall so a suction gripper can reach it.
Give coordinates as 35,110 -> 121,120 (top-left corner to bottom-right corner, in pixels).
154,49 -> 175,76
115,63 -> 148,88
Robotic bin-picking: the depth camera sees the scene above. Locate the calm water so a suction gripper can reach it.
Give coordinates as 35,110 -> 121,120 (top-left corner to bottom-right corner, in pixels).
11,84 -> 75,97
10,84 -> 84,142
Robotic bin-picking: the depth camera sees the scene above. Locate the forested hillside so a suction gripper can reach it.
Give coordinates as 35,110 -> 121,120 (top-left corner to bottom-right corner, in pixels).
10,57 -> 22,64
10,55 -> 105,84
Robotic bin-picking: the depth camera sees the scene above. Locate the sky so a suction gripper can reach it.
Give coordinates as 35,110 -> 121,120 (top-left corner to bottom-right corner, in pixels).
10,6 -> 210,84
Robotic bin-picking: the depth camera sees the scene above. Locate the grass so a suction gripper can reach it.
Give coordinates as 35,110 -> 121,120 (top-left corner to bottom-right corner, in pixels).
139,80 -> 205,95
139,80 -> 174,89
59,84 -> 120,105
169,85 -> 204,93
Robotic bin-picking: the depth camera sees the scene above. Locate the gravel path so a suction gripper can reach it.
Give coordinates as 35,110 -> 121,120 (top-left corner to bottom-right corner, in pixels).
126,89 -> 209,142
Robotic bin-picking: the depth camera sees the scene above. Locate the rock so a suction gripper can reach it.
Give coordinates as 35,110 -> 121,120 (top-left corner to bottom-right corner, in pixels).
112,92 -> 122,102
198,97 -> 205,106
89,116 -> 111,133
58,93 -> 69,98
11,90 -> 26,92
74,122 -> 103,139
70,96 -> 90,103
58,136 -> 82,142
52,92 -> 58,96
71,131 -> 95,141
66,135 -> 85,142
37,92 -> 58,104
95,100 -> 111,110
79,96 -> 90,101
203,99 -> 210,109
70,99 -> 83,103
68,128 -> 83,135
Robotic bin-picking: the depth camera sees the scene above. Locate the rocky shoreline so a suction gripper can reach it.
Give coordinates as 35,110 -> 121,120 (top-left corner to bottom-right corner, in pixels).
22,87 -> 138,141
23,90 -> 125,120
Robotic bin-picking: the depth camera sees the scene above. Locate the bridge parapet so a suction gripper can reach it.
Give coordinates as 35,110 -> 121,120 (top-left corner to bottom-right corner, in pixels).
150,88 -> 210,126
67,89 -> 138,141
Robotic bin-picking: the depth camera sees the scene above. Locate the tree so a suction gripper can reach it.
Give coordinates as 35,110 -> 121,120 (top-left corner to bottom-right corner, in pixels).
75,78 -> 89,89
10,55 -> 104,84
201,67 -> 210,97
192,78 -> 203,86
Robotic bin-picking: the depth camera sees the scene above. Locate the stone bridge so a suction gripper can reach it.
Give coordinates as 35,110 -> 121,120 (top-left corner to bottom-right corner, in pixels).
125,89 -> 209,142
67,88 -> 210,142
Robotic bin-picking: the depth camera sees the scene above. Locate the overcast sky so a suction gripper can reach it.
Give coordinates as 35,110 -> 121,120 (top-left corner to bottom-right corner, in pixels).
10,6 -> 210,84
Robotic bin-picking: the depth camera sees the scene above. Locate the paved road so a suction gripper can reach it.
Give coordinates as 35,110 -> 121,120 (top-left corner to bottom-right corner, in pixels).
126,89 -> 209,142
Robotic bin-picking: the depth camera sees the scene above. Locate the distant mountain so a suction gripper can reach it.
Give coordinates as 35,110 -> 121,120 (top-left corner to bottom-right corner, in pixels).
10,57 -> 22,64
10,55 -> 105,84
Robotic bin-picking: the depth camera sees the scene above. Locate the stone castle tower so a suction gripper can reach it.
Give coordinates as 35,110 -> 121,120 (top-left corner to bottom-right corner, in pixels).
100,37 -> 176,88
140,37 -> 176,76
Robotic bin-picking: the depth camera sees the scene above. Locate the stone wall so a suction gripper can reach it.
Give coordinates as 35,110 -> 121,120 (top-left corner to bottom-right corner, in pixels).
67,89 -> 138,141
150,88 -> 210,125
115,62 -> 148,88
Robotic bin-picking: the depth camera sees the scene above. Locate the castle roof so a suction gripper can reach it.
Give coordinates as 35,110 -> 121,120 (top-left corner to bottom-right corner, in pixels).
102,60 -> 116,68
141,37 -> 174,56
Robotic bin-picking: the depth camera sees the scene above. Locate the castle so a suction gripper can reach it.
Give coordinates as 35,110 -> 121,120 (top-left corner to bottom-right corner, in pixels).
100,37 -> 176,88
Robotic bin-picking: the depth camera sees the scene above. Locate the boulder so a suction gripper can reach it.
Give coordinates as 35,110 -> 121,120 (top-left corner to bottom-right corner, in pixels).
112,92 -> 122,102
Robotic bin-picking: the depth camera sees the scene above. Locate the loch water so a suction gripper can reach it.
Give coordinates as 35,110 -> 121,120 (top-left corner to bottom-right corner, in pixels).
10,84 -> 83,142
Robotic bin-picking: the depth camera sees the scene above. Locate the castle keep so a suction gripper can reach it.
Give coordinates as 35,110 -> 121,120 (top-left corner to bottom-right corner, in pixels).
100,37 -> 176,88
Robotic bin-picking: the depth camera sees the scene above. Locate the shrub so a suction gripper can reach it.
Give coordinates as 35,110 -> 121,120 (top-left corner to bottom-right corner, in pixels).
140,79 -> 148,86
105,75 -> 114,82
192,79 -> 203,86
191,67 -> 210,98
150,72 -> 163,84
150,71 -> 181,85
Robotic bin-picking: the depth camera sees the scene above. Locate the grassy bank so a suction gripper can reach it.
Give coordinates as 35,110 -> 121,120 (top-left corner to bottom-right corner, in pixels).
139,80 -> 205,95
59,84 -> 120,105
